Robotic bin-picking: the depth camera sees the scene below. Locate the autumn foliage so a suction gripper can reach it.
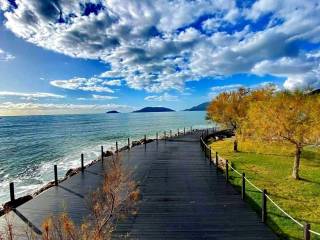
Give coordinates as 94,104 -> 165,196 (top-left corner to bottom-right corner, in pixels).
207,87 -> 320,179
207,86 -> 274,151
242,91 -> 320,179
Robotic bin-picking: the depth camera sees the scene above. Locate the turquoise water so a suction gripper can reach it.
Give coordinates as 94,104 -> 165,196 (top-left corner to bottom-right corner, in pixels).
0,111 -> 212,204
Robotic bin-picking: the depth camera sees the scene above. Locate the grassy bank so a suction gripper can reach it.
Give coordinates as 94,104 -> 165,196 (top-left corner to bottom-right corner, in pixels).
209,138 -> 320,240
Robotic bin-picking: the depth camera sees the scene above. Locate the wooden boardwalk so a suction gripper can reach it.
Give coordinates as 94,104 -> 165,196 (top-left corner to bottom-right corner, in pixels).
113,132 -> 276,239
0,131 -> 276,239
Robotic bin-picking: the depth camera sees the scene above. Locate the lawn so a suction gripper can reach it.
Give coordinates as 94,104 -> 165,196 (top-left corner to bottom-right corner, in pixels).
209,137 -> 320,240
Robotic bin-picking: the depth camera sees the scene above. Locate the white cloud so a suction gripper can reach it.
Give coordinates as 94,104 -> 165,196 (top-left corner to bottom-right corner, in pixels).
145,93 -> 178,102
102,80 -> 121,86
209,84 -> 243,97
0,102 -> 133,116
208,82 -> 281,98
1,0 -> 320,92
92,94 -> 118,100
202,18 -> 220,33
0,0 -> 10,11
50,77 -> 114,93
76,94 -> 118,100
283,73 -> 320,91
0,91 -> 65,100
0,48 -> 15,61
252,56 -> 320,90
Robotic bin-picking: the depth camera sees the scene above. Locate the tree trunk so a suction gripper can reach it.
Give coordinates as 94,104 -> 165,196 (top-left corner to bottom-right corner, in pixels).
233,139 -> 238,152
292,145 -> 302,180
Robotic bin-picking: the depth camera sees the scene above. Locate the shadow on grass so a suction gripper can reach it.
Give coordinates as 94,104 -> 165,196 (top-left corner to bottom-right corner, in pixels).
301,150 -> 320,163
299,177 -> 320,186
235,150 -> 294,158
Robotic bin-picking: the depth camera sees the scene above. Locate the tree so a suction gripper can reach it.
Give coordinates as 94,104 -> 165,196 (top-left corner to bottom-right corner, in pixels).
207,86 -> 274,151
207,88 -> 248,131
242,91 -> 320,180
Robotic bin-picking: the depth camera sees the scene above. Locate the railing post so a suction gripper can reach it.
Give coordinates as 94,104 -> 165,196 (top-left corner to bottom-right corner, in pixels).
204,146 -> 207,160
209,147 -> 212,164
178,128 -> 179,135
116,141 -> 118,153
81,153 -> 84,172
144,134 -> 147,151
304,223 -> 310,240
262,189 -> 267,223
10,182 -> 15,202
54,165 -> 58,186
191,126 -> 192,132
184,127 -> 185,135
216,152 -> 218,166
242,173 -> 246,200
128,138 -> 130,150
164,131 -> 166,142
156,132 -> 158,142
225,160 -> 229,183
101,146 -> 104,161
170,130 -> 172,138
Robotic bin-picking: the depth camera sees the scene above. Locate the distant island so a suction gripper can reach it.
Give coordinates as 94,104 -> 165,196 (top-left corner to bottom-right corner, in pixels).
106,110 -> 120,114
184,102 -> 209,111
133,107 -> 175,113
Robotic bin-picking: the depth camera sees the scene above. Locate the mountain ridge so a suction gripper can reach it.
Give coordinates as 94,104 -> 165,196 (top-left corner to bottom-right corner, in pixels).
184,102 -> 210,111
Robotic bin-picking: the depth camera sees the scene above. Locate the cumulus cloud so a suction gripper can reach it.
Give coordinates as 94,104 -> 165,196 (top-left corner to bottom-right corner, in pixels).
144,93 -> 178,102
0,91 -> 65,100
0,48 -> 15,61
50,77 -> 115,93
0,102 -> 133,116
1,0 -> 320,91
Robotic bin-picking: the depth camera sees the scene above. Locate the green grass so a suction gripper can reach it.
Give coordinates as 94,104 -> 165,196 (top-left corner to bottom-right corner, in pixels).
210,138 -> 320,240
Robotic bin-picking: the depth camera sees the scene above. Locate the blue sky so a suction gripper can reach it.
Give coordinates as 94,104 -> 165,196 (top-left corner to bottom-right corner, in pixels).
0,0 -> 319,115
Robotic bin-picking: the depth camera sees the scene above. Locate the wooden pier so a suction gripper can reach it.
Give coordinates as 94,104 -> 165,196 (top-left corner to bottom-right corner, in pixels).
0,130 -> 276,239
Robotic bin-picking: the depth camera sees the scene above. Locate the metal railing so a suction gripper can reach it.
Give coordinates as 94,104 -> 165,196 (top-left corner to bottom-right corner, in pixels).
200,130 -> 320,240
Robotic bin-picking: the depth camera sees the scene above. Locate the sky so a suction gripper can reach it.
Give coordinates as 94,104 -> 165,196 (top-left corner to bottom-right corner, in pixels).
0,0 -> 319,116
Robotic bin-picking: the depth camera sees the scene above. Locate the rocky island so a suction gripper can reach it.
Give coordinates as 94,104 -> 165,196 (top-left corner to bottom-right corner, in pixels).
106,110 -> 120,114
133,107 -> 175,113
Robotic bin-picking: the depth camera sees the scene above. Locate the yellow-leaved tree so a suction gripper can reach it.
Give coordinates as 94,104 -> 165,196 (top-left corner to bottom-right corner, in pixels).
243,91 -> 320,179
207,86 -> 274,151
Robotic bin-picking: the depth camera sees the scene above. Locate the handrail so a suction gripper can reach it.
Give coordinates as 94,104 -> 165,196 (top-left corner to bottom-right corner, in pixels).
244,176 -> 263,193
310,229 -> 320,236
229,164 -> 242,176
265,194 -> 303,228
200,130 -> 320,238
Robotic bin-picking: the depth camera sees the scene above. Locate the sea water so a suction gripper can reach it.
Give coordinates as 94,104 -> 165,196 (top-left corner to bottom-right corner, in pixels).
0,111 -> 212,205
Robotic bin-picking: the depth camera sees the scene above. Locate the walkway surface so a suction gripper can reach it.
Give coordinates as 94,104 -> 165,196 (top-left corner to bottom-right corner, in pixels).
0,131 -> 276,239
